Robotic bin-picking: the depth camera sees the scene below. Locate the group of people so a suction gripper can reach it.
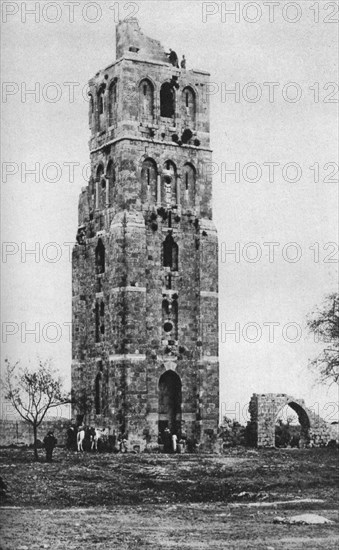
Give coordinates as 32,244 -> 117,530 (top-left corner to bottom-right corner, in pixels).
43,425 -> 189,461
66,424 -> 128,453
42,426 -> 128,462
167,49 -> 186,69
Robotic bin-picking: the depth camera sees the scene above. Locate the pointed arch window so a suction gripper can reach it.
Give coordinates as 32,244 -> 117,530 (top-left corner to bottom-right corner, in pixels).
160,82 -> 175,119
96,165 -> 105,209
106,160 -> 115,206
182,86 -> 196,127
100,302 -> 105,335
98,91 -> 104,115
182,163 -> 196,206
89,94 -> 94,130
141,158 -> 157,202
139,79 -> 154,120
163,234 -> 178,271
97,85 -> 105,131
108,81 -> 117,126
95,239 -> 105,275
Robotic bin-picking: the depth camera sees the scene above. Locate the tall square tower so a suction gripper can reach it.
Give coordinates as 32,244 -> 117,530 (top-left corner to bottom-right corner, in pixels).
72,19 -> 219,450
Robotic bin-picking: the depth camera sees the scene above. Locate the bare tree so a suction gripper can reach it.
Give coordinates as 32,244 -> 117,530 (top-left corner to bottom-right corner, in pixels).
307,292 -> 339,386
3,358 -> 71,460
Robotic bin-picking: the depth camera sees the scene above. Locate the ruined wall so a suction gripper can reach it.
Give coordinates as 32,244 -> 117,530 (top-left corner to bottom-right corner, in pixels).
249,393 -> 338,448
0,418 -> 71,447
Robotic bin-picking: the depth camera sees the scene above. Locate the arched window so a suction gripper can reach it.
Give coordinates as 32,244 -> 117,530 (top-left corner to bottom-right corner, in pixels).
182,163 -> 196,206
98,92 -> 104,114
95,239 -> 105,275
95,371 -> 102,414
163,234 -> 178,271
97,86 -> 105,130
100,302 -> 105,335
89,94 -> 94,130
139,79 -> 154,119
96,165 -> 105,209
89,176 -> 95,210
182,87 -> 196,127
106,160 -> 115,206
108,81 -> 117,126
141,158 -> 157,202
162,160 -> 177,207
160,82 -> 175,119
95,302 -> 100,343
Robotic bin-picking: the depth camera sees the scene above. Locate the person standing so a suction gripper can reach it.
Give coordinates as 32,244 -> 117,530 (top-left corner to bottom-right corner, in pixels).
172,433 -> 178,453
180,55 -> 186,69
163,427 -> 172,453
119,432 -> 128,453
167,49 -> 179,68
43,431 -> 57,462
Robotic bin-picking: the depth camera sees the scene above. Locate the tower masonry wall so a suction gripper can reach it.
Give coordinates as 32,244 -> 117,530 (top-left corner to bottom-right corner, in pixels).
72,20 -> 219,452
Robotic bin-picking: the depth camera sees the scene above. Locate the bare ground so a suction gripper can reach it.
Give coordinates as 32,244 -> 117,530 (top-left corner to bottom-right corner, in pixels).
0,447 -> 338,549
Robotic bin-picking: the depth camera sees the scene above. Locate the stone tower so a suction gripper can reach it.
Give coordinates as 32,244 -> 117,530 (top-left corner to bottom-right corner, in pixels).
72,19 -> 219,451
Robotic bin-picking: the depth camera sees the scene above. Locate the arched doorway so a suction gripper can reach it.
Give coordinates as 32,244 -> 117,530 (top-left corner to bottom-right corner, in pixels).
275,402 -> 310,447
158,370 -> 181,436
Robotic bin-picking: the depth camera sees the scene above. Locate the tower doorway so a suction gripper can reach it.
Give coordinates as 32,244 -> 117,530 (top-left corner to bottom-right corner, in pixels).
158,370 -> 182,436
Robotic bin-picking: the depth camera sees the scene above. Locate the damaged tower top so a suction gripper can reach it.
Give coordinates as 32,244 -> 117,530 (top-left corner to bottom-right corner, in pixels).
116,18 -> 169,62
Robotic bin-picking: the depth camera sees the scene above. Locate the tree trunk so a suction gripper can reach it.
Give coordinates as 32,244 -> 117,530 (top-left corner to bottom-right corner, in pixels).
33,423 -> 39,461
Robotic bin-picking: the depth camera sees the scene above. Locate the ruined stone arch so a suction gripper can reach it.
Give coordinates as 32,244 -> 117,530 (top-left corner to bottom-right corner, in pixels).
275,401 -> 310,447
249,393 -> 335,448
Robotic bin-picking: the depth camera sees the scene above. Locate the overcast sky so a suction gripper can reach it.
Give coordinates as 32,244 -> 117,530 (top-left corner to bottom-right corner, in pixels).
1,1 -> 338,423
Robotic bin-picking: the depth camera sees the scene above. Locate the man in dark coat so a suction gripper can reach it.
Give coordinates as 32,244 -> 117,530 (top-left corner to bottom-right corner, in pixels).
167,49 -> 179,68
66,424 -> 77,450
43,431 -> 58,462
163,427 -> 172,453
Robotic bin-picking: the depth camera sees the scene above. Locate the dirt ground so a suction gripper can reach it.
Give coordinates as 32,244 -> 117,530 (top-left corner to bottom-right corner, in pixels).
0,447 -> 338,549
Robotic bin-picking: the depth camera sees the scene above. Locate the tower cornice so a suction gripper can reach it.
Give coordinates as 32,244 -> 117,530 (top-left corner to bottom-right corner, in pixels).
90,135 -> 212,155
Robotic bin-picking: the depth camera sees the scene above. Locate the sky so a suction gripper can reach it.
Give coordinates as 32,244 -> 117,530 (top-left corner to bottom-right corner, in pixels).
1,0 -> 338,423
